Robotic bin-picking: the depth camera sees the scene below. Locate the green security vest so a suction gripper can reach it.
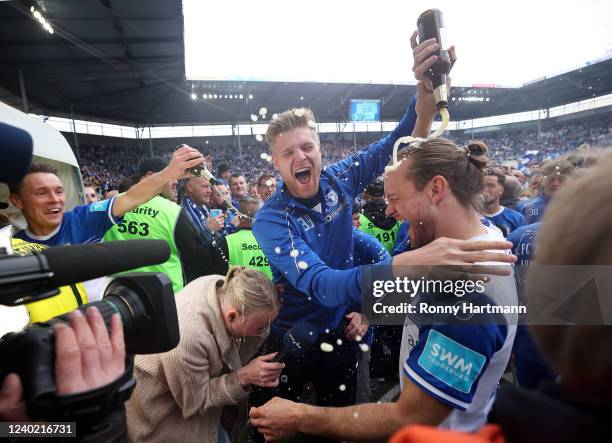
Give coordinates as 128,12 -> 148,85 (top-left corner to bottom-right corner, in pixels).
226,228 -> 272,279
103,195 -> 184,294
358,214 -> 400,254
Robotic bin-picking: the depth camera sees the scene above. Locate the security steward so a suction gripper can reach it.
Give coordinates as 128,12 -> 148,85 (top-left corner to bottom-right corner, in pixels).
217,196 -> 271,279
358,177 -> 400,253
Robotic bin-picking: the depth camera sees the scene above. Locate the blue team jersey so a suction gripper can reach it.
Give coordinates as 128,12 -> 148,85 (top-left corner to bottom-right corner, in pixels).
253,97 -> 417,336
507,222 -> 540,267
519,196 -> 549,224
350,227 -> 390,312
507,222 -> 555,388
484,206 -> 525,237
392,221 -> 411,256
14,197 -> 121,246
400,226 -> 517,431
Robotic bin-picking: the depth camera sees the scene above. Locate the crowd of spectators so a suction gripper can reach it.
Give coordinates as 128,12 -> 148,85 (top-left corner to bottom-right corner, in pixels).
75,114 -> 611,196
77,144 -> 142,194
455,114 -> 611,164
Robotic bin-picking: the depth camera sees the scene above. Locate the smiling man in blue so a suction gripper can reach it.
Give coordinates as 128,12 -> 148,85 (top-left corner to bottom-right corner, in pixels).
9,146 -> 203,247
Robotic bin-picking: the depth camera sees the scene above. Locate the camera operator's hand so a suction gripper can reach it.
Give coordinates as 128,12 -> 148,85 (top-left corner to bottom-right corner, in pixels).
0,374 -> 29,421
0,307 -> 125,421
54,307 -> 125,395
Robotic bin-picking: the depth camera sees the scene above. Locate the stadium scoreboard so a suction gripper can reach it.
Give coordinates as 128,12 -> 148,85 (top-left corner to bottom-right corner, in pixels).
350,100 -> 381,122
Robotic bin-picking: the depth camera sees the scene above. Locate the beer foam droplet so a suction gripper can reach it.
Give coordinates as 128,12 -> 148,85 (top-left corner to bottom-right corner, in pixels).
320,342 -> 334,352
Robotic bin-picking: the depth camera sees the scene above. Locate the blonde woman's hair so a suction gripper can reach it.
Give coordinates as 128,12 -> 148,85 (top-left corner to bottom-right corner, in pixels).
265,108 -> 319,149
219,266 -> 278,316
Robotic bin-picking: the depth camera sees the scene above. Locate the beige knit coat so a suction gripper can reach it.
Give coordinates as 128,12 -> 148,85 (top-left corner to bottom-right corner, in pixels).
125,275 -> 264,442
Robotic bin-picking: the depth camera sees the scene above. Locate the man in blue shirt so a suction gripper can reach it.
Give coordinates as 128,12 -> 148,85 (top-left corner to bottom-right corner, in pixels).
392,220 -> 411,255
8,146 -> 203,246
482,169 -> 525,237
519,159 -> 573,224
507,222 -> 555,389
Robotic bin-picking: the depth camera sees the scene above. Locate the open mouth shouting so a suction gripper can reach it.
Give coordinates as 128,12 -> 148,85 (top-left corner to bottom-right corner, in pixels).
294,167 -> 312,185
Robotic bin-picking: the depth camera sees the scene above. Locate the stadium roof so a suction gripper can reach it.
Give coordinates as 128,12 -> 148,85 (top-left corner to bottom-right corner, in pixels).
1,0 -> 611,127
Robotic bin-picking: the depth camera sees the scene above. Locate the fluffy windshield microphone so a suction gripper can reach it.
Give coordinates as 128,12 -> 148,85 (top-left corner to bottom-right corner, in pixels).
274,322 -> 319,362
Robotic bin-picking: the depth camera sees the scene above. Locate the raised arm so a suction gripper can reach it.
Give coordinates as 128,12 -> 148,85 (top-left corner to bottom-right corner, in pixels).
112,146 -> 203,218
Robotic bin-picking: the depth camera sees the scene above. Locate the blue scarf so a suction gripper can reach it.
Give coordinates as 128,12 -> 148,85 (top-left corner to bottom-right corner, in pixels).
181,196 -> 213,243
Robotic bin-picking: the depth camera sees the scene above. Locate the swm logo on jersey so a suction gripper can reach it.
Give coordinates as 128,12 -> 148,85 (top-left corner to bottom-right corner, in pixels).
417,330 -> 486,393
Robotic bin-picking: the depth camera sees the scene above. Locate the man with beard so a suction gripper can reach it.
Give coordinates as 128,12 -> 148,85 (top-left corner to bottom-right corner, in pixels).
249,138 -> 518,441
519,160 -> 573,222
249,33 -> 516,442
359,177 -> 400,253
482,169 -> 525,237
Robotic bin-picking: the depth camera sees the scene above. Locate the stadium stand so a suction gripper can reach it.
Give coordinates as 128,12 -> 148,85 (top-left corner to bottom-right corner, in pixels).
75,112 -> 611,194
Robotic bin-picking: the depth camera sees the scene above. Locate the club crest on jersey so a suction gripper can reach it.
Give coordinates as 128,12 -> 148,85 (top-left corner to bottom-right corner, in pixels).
325,189 -> 338,208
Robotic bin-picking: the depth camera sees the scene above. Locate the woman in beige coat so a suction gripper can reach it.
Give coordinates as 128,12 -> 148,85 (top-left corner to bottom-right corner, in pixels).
126,267 -> 282,442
